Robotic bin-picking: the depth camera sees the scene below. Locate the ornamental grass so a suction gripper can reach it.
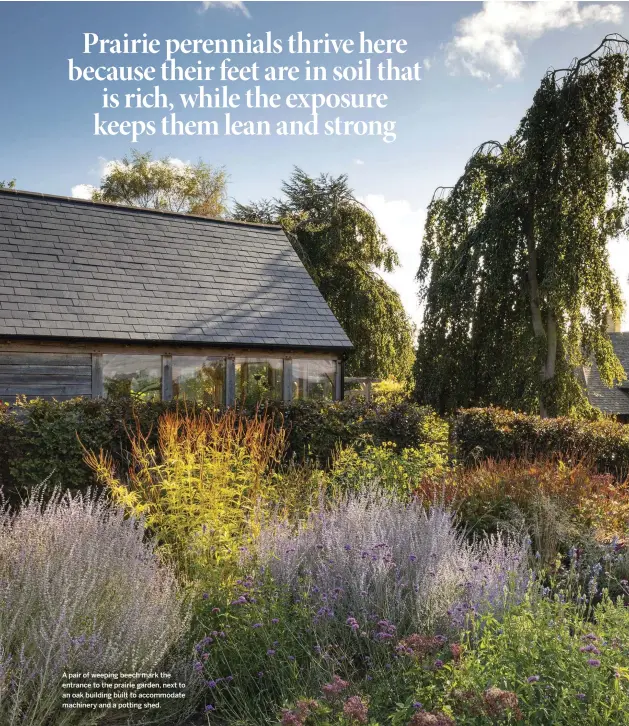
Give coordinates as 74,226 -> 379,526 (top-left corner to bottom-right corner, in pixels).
85,407 -> 287,580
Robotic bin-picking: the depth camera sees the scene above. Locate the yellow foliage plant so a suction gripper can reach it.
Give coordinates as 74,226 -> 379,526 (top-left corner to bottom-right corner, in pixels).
84,407 -> 286,582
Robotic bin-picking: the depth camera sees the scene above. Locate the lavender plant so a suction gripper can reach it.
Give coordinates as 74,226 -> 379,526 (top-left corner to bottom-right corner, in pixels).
0,488 -> 186,726
254,489 -> 530,634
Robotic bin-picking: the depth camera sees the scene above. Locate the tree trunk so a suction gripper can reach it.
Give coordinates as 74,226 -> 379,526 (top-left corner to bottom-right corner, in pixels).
524,202 -> 552,417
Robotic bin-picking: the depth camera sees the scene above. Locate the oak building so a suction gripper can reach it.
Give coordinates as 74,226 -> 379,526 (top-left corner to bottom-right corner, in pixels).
0,189 -> 352,404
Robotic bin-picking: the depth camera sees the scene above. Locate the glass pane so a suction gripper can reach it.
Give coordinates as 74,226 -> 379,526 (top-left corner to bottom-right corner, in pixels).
293,359 -> 336,401
172,356 -> 225,406
103,354 -> 162,401
235,357 -> 283,405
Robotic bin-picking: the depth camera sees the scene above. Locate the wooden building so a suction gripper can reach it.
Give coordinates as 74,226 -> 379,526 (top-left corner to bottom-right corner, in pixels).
0,189 -> 352,404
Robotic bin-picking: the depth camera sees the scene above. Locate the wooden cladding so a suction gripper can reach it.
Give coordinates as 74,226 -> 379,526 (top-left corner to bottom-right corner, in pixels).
0,347 -> 343,403
0,353 -> 92,401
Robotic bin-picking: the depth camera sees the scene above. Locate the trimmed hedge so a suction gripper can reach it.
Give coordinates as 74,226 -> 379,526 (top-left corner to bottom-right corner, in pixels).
453,407 -> 629,478
268,398 -> 448,465
0,397 -> 447,502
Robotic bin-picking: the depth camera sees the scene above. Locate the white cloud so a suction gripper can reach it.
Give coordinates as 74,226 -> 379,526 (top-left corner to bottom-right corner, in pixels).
71,184 -> 96,200
354,159 -> 365,166
422,57 -> 432,71
446,1 -> 622,80
200,1 -> 250,18
359,194 -> 426,328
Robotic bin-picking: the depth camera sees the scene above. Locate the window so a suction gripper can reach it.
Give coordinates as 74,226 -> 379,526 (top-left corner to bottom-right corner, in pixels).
102,355 -> 162,401
235,357 -> 283,405
172,356 -> 225,406
293,359 -> 336,401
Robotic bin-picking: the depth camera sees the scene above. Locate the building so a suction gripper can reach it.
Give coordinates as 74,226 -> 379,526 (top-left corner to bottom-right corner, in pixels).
0,189 -> 352,405
582,328 -> 629,421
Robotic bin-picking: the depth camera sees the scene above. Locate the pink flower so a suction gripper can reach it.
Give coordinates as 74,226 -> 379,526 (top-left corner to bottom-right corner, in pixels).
322,674 -> 349,699
343,695 -> 369,724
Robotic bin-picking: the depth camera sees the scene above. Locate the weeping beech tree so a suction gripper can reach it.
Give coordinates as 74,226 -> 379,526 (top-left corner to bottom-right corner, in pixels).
414,35 -> 629,418
235,168 -> 415,380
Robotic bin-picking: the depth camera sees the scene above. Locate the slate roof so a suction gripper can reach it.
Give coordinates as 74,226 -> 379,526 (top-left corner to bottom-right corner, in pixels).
0,189 -> 353,350
583,332 -> 629,415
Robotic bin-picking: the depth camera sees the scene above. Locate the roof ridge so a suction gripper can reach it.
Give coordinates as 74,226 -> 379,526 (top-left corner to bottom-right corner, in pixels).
0,187 -> 283,230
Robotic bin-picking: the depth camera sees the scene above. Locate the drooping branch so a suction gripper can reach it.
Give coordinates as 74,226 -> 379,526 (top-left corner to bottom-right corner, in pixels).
416,35 -> 629,417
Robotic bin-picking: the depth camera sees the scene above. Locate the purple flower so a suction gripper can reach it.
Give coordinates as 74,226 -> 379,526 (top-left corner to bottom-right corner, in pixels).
211,607 -> 220,614
207,680 -> 217,689
205,704 -> 215,712
288,655 -> 295,662
433,659 -> 444,669
267,649 -> 275,656
587,659 -> 601,667
527,675 -> 540,683
230,596 -> 247,606
580,645 -> 600,654
413,702 -> 423,710
271,618 -> 279,624
576,693 -> 586,701
193,662 -> 203,672
409,554 -> 417,562
252,623 -> 262,629
202,593 -> 209,600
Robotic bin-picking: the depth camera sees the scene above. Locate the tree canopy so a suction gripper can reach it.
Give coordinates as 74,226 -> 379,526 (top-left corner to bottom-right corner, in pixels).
0,179 -> 16,190
234,168 -> 415,380
91,149 -> 228,217
414,34 -> 629,417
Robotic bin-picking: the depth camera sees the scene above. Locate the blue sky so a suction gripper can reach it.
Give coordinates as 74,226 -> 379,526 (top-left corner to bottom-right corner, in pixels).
2,1 -> 629,327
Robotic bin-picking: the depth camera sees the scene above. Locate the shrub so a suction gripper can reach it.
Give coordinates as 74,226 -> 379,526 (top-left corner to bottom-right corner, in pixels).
372,378 -> 408,405
278,398 -> 450,466
0,396 -> 175,503
439,590 -> 629,725
0,488 -> 185,726
328,441 -> 447,499
86,407 -> 287,579
416,459 -> 629,557
0,397 -> 448,501
253,489 -> 530,635
454,407 -> 629,478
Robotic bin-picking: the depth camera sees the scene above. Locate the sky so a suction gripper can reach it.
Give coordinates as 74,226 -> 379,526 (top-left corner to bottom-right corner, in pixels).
1,1 -> 629,329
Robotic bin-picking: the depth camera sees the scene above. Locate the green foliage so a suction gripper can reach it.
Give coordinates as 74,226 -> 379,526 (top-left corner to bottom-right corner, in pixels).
372,378 -> 409,405
0,397 -> 117,501
0,179 -> 16,189
91,148 -> 228,217
191,559 -> 462,725
415,36 -> 629,416
271,398 -> 450,467
453,407 -> 629,479
234,167 -> 415,380
0,397 -> 444,506
439,592 -> 629,725
328,441 -> 447,499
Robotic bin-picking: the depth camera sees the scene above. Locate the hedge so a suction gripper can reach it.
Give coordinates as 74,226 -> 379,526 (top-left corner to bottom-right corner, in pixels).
0,396 -> 447,502
453,407 -> 629,478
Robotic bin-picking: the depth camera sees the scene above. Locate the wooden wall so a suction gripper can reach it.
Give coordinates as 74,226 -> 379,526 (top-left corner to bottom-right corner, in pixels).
0,340 -> 345,403
0,353 -> 92,401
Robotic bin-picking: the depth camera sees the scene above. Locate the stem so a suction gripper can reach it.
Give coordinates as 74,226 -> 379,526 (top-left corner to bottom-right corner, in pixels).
524,199 -> 552,416
545,311 -> 558,381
